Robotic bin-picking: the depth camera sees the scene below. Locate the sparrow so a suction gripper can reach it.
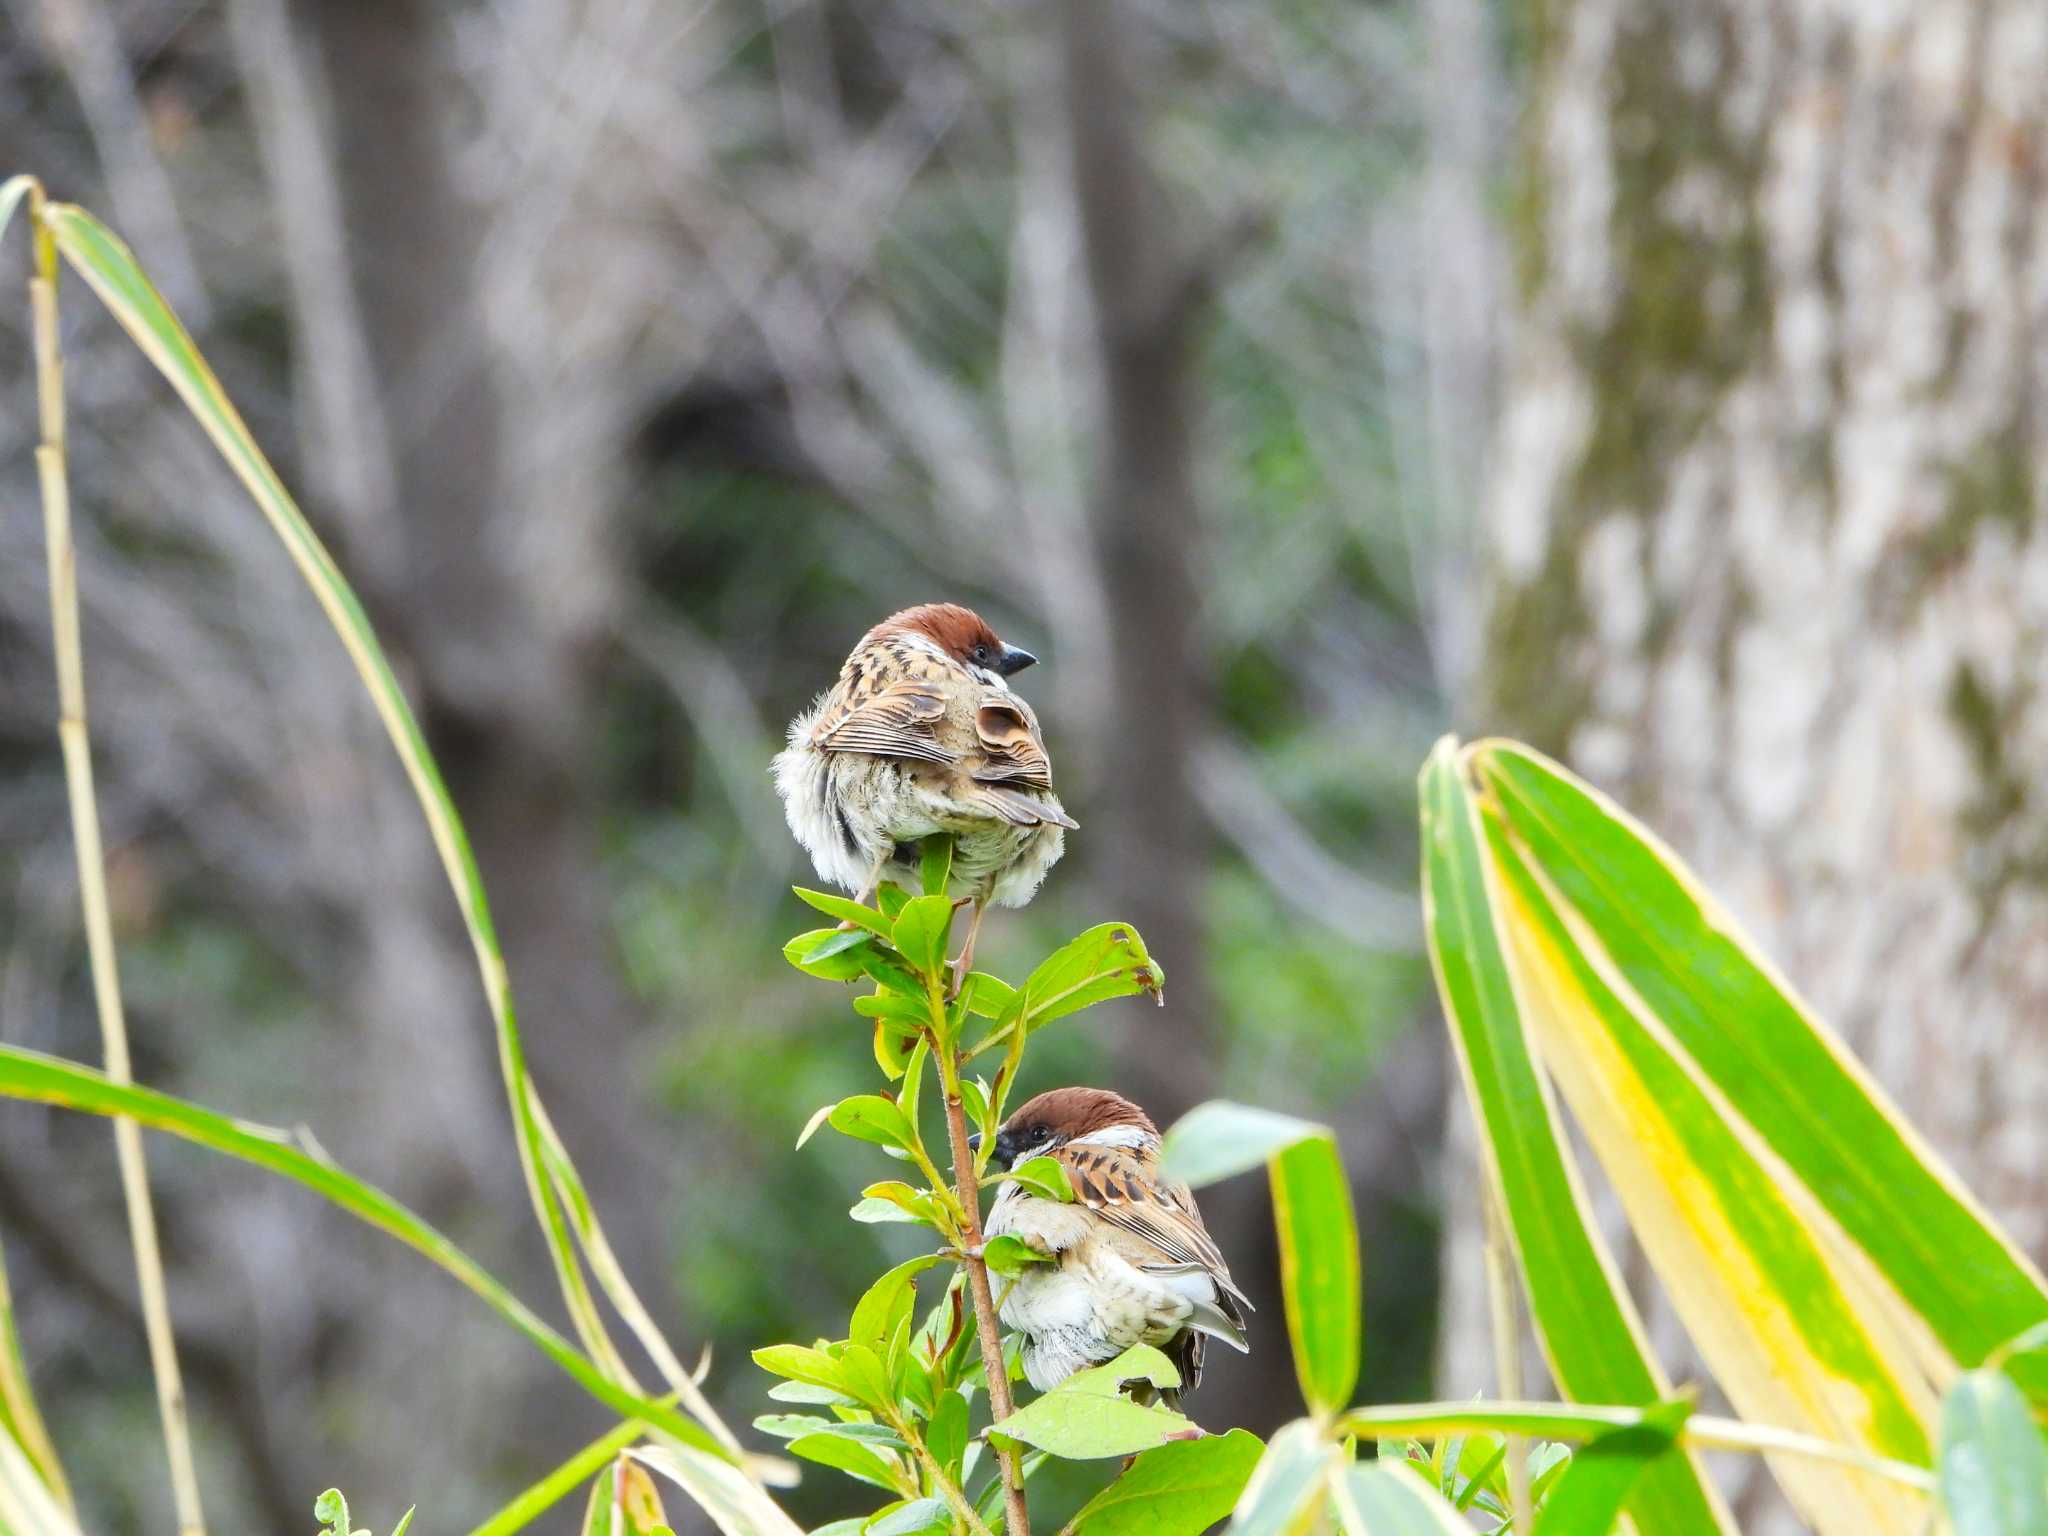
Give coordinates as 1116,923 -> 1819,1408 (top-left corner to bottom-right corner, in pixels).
773,603 -> 1076,979
977,1087 -> 1250,1404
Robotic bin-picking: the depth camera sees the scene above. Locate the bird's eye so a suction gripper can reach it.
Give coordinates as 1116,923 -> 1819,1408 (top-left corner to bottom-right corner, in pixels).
972,643 -> 990,663
1032,1125 -> 1051,1144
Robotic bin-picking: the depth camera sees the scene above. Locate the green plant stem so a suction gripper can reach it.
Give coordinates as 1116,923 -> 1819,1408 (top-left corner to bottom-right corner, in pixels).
885,1405 -> 995,1536
28,185 -> 202,1536
935,1039 -> 1028,1536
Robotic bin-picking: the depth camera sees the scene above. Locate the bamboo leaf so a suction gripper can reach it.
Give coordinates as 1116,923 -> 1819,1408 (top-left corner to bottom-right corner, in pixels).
468,1419 -> 647,1536
1159,1102 -> 1327,1191
1330,1462 -> 1469,1536
42,201 -> 744,1461
627,1446 -> 806,1536
0,1432 -> 87,1536
1529,1399 -> 1691,1536
1938,1370 -> 2048,1535
1228,1419 -> 1340,1536
1269,1134 -> 1359,1415
1482,798 -> 1938,1532
1473,741 -> 2048,1403
1419,739 -> 1732,1534
0,1041 -> 720,1454
0,1232 -> 71,1510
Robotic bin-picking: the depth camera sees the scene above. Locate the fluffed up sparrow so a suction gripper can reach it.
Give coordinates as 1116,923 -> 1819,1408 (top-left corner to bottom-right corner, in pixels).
976,1087 -> 1250,1403
773,603 -> 1075,979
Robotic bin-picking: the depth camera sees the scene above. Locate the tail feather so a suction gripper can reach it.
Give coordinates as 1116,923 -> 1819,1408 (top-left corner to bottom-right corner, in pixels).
973,784 -> 1079,829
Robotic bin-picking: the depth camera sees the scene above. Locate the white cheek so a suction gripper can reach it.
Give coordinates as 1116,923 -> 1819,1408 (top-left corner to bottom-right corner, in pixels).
1067,1126 -> 1153,1152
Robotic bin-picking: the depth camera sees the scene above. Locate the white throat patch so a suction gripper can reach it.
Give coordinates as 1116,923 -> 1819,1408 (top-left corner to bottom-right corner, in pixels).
1067,1124 -> 1152,1151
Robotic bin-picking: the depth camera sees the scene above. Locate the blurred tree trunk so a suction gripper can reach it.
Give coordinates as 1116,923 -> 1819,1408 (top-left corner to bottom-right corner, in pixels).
1056,0 -> 1213,1116
284,0 -> 667,1500
1454,0 -> 2048,1523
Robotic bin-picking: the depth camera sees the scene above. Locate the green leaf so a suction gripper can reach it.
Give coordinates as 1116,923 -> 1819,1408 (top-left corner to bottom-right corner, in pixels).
960,974 -> 1016,1021
1531,1399 -> 1693,1536
1419,741 -> 1730,1535
786,1434 -> 901,1492
828,1097 -> 917,1152
794,888 -> 894,937
928,1389 -> 970,1480
753,1345 -> 849,1395
1330,1462 -> 1469,1536
1229,1419 -> 1341,1536
1476,741 -> 2048,1408
785,928 -> 876,980
891,896 -> 955,981
851,1257 -> 940,1354
856,1183 -> 941,1226
837,1344 -> 895,1410
853,995 -> 929,1026
981,1235 -> 1054,1275
1159,1101 -> 1328,1191
1269,1133 -> 1359,1415
961,1077 -> 995,1144
1017,924 -> 1163,1031
316,1490 -> 352,1536
898,1037 -> 928,1142
796,1104 -> 836,1151
918,836 -> 955,897
876,884 -> 911,920
988,1345 -> 1193,1458
865,1497 -> 948,1536
767,1381 -> 857,1407
390,1511 -> 416,1536
1004,1155 -> 1075,1203
858,947 -> 926,998
1069,1427 -> 1263,1535
850,1198 -> 929,1226
1939,1369 -> 2048,1535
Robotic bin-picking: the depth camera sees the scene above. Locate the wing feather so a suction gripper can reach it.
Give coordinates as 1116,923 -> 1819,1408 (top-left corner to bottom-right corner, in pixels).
811,680 -> 956,765
1055,1144 -> 1252,1316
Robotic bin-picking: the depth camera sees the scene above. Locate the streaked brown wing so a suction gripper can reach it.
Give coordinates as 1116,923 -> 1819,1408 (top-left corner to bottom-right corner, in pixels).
972,698 -> 1055,788
1056,1143 -> 1249,1310
812,679 -> 956,766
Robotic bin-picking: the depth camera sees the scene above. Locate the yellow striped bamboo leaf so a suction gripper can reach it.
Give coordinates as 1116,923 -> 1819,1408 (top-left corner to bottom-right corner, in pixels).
1419,741 -> 1731,1534
1472,742 -> 2048,1405
1482,809 -> 1935,1533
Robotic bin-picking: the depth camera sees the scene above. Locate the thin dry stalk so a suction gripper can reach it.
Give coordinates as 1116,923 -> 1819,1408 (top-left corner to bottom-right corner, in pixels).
28,185 -> 208,1536
1481,1188 -> 1530,1536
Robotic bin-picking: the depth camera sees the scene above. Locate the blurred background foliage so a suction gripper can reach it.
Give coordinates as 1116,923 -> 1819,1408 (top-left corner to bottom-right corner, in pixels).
19,0 -> 2043,1531
0,0 -> 1484,1529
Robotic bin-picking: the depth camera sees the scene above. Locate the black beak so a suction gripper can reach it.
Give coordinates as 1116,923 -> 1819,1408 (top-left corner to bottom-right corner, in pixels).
987,1129 -> 1020,1171
967,1132 -> 982,1154
995,644 -> 1037,677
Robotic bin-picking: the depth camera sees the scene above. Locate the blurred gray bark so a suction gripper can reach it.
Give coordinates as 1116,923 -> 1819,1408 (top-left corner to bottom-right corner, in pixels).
1458,1 -> 2048,1524
1056,0 -> 1213,1116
